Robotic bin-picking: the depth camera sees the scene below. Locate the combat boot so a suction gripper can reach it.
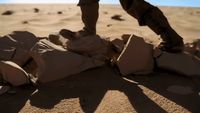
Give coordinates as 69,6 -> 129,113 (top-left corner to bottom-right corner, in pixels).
142,7 -> 184,52
60,2 -> 99,39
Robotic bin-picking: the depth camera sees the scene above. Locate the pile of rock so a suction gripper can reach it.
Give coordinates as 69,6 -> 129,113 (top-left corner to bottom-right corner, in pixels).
0,30 -> 200,95
112,35 -> 200,77
0,31 -> 107,87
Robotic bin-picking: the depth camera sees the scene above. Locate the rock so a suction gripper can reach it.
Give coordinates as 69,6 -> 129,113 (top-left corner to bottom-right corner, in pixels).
0,74 -> 3,85
155,51 -> 200,76
2,10 -> 14,15
121,34 -> 131,44
29,39 -> 104,83
197,51 -> 200,58
66,35 -> 110,61
117,34 -> 154,75
59,29 -> 76,40
6,31 -> 38,50
22,21 -> 28,24
23,59 -> 37,77
104,11 -> 108,14
0,35 -> 18,60
48,33 -> 67,48
111,38 -> 125,53
33,8 -> 39,13
111,14 -> 125,21
107,24 -> 112,27
0,85 -> 10,95
0,31 -> 38,66
57,11 -> 63,14
11,48 -> 31,66
167,85 -> 193,95
0,61 -> 30,86
0,47 -> 16,61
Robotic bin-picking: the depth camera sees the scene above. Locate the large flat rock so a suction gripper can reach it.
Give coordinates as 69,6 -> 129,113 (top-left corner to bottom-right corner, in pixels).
156,51 -> 200,76
0,61 -> 29,86
117,35 -> 154,75
30,39 -> 105,83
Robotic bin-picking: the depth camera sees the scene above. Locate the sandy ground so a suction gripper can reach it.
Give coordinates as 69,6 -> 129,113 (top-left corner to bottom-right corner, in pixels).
0,4 -> 200,113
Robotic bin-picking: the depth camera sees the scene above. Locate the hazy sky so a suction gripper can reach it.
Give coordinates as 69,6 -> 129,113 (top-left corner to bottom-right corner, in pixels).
0,0 -> 200,7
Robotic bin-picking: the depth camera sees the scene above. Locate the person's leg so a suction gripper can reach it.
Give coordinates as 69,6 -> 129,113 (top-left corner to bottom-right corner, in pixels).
79,1 -> 99,35
60,0 -> 99,39
120,0 -> 184,52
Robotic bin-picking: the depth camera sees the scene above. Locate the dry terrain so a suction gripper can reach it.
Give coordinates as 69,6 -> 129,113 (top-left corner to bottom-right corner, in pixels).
0,4 -> 200,113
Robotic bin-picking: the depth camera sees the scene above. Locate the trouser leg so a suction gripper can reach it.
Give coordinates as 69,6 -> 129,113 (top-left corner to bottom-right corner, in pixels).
120,0 -> 184,52
78,0 -> 99,34
60,0 -> 99,39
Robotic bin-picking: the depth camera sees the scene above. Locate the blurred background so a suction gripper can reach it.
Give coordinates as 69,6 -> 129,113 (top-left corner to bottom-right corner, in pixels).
0,0 -> 200,7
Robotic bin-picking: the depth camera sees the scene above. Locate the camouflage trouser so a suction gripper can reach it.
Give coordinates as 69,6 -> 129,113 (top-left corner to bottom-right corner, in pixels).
78,0 -> 99,5
78,0 -> 184,52
78,0 -> 155,25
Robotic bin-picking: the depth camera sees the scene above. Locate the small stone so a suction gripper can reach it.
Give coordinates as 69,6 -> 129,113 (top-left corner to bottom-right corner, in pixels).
111,14 -> 125,21
104,11 -> 108,14
22,21 -> 28,24
117,34 -> 154,75
57,11 -> 63,14
107,24 -> 112,27
33,8 -> 39,13
2,10 -> 14,15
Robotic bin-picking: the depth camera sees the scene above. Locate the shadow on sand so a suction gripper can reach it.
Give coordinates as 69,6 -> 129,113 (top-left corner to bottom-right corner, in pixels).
0,66 -> 199,113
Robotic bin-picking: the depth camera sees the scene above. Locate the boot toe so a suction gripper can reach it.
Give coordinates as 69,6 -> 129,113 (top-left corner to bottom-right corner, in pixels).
158,40 -> 184,53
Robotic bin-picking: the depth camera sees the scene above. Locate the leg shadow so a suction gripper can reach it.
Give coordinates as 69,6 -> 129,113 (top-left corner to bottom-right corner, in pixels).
29,67 -> 109,113
0,85 -> 36,113
29,66 -> 168,113
106,68 -> 167,113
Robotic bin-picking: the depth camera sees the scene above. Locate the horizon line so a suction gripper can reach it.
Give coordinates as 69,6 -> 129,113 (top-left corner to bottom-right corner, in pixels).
0,0 -> 200,7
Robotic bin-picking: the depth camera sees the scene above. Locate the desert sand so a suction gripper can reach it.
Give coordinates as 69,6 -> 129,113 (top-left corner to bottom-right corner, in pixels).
0,4 -> 200,113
